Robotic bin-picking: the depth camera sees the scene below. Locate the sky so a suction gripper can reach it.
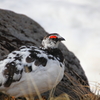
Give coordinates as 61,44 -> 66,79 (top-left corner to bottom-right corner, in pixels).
0,0 -> 100,92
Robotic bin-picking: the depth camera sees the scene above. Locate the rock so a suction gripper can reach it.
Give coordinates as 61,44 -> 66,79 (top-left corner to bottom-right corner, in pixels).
0,9 -> 91,100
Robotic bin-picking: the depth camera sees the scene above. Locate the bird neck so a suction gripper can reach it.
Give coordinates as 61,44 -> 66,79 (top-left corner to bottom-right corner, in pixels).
40,45 -> 58,50
39,46 -> 64,63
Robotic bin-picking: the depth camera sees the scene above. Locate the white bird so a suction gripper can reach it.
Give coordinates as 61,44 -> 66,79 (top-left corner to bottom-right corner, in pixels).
0,33 -> 65,98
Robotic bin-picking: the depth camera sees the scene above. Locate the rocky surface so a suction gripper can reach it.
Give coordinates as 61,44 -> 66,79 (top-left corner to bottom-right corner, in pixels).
0,9 -> 91,100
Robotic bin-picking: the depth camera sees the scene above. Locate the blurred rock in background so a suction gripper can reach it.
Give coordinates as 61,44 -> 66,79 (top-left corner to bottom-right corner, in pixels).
0,9 -> 91,100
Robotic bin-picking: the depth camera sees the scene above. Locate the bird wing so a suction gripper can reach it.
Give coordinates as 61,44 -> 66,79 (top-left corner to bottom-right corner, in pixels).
0,46 -> 48,87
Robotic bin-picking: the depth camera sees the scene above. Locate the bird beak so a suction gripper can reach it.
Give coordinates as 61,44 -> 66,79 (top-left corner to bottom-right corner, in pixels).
58,37 -> 65,41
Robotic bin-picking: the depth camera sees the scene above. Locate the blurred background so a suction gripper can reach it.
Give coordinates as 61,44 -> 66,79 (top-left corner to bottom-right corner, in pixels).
0,0 -> 100,89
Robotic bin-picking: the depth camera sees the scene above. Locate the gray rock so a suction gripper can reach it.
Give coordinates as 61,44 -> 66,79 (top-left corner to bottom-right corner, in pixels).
0,9 -> 91,100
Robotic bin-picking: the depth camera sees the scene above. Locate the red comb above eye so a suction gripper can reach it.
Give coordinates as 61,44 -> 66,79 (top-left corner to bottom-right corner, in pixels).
49,36 -> 57,39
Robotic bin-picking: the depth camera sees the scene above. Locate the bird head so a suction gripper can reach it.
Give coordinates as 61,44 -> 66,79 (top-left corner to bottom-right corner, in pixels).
41,33 -> 65,49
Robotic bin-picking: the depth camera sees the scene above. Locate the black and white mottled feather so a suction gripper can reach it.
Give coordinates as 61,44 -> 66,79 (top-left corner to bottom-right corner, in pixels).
0,33 -> 65,97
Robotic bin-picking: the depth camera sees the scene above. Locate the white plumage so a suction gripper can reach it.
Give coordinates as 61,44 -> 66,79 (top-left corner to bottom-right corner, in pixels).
0,33 -> 65,98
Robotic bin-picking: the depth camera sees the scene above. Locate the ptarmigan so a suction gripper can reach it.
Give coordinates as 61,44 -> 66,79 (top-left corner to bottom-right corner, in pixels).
0,33 -> 65,98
